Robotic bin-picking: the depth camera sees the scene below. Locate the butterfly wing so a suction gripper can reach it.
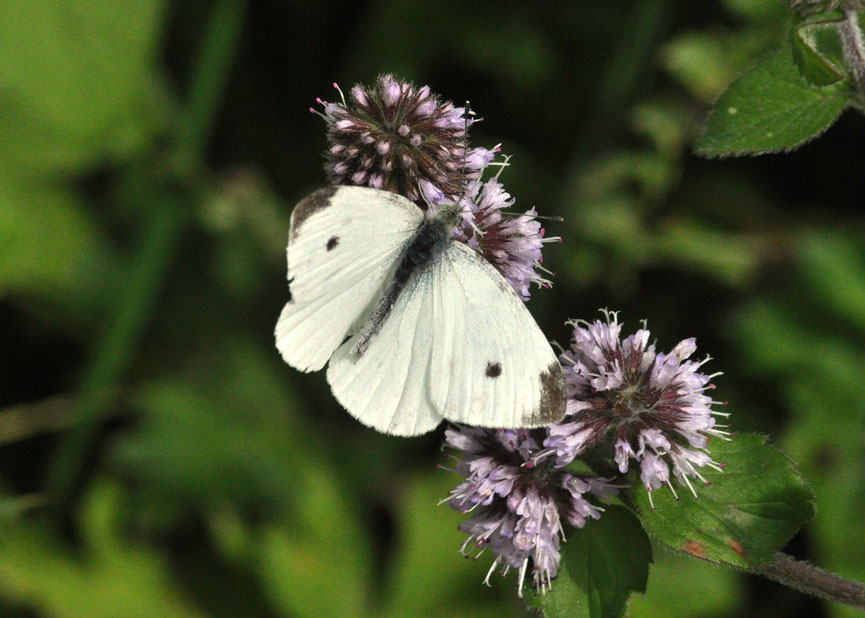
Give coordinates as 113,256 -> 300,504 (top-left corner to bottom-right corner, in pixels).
326,260 -> 442,436
326,239 -> 566,436
428,241 -> 566,428
275,186 -> 423,372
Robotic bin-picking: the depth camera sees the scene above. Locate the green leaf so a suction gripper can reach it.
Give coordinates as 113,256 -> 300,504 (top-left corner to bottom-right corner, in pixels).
627,551 -> 744,618
695,50 -> 849,156
790,16 -> 845,87
0,0 -> 168,178
632,434 -> 815,568
0,182 -> 107,303
531,506 -> 652,618
732,287 -> 865,609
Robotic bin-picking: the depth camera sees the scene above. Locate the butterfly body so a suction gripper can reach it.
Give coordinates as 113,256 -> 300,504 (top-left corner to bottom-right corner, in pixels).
276,185 -> 566,436
355,204 -> 462,355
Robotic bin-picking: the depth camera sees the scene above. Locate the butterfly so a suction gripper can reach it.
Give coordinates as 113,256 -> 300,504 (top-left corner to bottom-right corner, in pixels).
275,185 -> 566,436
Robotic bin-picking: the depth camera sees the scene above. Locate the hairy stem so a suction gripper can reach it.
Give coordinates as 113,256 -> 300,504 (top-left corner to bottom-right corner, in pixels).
839,9 -> 865,101
756,552 -> 865,611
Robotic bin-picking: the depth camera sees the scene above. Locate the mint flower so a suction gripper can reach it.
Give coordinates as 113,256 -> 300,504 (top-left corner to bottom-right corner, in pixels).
454,172 -> 559,300
312,74 -> 493,204
442,427 -> 617,595
312,76 -> 559,299
540,311 -> 730,508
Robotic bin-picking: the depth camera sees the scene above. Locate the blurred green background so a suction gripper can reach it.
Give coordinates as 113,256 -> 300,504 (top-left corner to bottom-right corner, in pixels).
1,1 -> 864,616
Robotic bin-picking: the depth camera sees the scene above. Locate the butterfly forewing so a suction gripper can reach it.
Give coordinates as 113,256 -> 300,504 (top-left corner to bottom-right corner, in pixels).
275,186 -> 423,372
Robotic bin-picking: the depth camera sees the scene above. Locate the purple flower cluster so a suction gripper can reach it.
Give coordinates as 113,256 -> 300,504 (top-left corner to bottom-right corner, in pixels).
313,75 -> 557,299
443,311 -> 730,594
541,311 -> 730,508
443,427 -> 617,596
453,173 -> 558,300
313,74 -> 491,204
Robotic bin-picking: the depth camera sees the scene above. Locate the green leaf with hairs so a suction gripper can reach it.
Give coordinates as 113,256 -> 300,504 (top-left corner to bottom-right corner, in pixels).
529,506 -> 651,618
631,434 -> 815,569
696,50 -> 850,156
790,14 -> 846,87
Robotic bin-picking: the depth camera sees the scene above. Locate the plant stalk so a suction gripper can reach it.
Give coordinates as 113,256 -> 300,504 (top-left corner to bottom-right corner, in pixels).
839,9 -> 865,100
756,552 -> 865,611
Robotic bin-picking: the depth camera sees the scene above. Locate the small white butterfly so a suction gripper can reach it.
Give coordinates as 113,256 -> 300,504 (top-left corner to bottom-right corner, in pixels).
275,185 -> 566,436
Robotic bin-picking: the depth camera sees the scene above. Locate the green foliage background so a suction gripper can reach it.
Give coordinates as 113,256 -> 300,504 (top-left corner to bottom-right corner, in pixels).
1,1 -> 863,616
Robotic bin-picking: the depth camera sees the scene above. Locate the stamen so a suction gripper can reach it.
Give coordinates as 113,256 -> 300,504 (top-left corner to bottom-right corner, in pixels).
680,469 -> 699,500
483,560 -> 499,586
517,559 -> 530,598
690,466 -> 711,486
665,479 -> 681,501
332,82 -> 346,106
705,460 -> 725,473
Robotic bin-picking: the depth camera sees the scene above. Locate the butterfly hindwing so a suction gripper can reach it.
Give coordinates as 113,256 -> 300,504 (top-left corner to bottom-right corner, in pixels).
275,186 -> 423,372
326,260 -> 442,436
325,238 -> 566,436
429,241 -> 566,428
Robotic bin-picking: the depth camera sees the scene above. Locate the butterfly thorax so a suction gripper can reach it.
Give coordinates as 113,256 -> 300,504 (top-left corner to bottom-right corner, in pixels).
352,205 -> 458,355
403,213 -> 451,264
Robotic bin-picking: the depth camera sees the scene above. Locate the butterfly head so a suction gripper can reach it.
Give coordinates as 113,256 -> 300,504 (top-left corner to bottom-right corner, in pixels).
428,200 -> 470,230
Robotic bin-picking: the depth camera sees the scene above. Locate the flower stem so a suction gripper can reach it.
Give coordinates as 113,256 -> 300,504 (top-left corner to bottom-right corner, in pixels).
174,0 -> 249,166
756,552 -> 865,611
839,9 -> 865,101
45,0 -> 248,509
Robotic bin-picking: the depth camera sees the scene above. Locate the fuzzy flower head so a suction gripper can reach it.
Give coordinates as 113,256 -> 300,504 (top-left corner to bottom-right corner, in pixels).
542,310 -> 730,508
451,169 -> 560,300
313,74 -> 494,204
442,426 -> 617,596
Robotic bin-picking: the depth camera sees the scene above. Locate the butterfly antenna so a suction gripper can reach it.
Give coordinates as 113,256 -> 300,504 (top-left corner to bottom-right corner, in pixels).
439,101 -> 476,222
465,217 -> 485,237
497,211 -> 564,223
461,100 -> 475,198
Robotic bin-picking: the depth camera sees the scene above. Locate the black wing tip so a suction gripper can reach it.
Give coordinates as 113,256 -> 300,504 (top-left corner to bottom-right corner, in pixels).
536,361 -> 567,425
290,186 -> 339,241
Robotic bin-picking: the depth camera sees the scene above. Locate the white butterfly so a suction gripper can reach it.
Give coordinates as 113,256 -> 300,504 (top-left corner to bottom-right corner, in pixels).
275,185 -> 566,436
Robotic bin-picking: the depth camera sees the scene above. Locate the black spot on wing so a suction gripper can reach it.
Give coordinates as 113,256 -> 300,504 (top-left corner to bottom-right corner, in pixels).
326,236 -> 339,251
485,362 -> 502,378
290,186 -> 338,241
535,361 -> 567,425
